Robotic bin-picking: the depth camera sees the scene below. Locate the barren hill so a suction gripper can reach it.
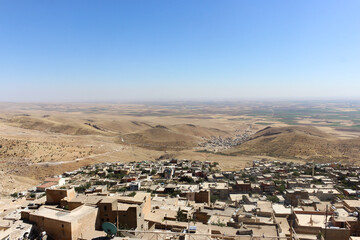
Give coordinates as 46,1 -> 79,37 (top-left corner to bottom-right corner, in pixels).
7,116 -> 110,136
226,126 -> 360,162
168,124 -> 229,138
0,137 -> 95,164
120,124 -> 229,150
120,126 -> 197,150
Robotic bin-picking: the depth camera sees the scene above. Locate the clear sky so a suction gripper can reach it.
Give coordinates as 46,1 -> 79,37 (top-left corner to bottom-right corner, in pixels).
0,0 -> 359,102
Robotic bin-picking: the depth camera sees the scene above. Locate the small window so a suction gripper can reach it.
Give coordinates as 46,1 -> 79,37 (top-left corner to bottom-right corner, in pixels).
104,206 -> 107,211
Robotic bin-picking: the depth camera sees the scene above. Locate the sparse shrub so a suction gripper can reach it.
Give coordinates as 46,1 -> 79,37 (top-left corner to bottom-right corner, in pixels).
10,192 -> 18,198
266,195 -> 279,203
75,182 -> 91,193
210,195 -> 219,203
127,192 -> 136,197
180,176 -> 194,183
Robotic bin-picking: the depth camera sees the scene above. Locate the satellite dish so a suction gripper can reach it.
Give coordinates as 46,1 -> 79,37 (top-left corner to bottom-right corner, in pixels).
102,222 -> 117,238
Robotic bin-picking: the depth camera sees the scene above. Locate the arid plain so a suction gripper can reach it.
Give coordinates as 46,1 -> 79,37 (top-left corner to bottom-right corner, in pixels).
0,101 -> 360,196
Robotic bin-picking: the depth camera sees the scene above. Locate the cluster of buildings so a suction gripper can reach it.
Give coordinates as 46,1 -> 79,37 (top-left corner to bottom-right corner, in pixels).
198,131 -> 251,151
1,159 -> 360,240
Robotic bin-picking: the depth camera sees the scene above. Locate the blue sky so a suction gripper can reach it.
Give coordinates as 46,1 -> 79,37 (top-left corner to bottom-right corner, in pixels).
0,0 -> 359,102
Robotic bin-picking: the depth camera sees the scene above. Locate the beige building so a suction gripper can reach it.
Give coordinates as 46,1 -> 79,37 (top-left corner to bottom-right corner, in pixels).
97,192 -> 151,230
46,188 -> 76,205
22,205 -> 98,240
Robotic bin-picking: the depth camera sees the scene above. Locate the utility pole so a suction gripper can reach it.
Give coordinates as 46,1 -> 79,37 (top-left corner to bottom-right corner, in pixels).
312,161 -> 315,177
117,211 -> 119,237
324,205 -> 328,240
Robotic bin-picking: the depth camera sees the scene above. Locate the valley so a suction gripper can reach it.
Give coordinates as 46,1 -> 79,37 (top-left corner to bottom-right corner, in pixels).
0,101 -> 360,196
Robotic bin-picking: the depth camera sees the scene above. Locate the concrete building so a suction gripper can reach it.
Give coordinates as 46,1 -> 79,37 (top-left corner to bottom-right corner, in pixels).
285,189 -> 309,207
233,180 -> 252,193
195,190 -> 211,205
36,182 -> 58,192
44,177 -> 66,186
22,205 -> 98,240
46,188 -> 76,205
97,192 -> 151,230
260,181 -> 276,193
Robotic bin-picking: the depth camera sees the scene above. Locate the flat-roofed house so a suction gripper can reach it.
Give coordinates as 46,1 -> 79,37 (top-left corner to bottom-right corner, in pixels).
36,177 -> 66,192
21,205 -> 99,240
44,177 -> 66,186
233,181 -> 252,193
97,192 -> 151,231
46,188 -> 76,205
36,182 -> 58,192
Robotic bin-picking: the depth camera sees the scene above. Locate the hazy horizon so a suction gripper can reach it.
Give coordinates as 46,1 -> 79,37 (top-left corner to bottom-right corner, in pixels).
2,98 -> 360,105
1,0 -> 359,102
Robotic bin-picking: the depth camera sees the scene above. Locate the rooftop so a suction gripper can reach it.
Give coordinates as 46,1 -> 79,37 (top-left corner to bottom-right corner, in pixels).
30,205 -> 97,223
295,212 -> 330,228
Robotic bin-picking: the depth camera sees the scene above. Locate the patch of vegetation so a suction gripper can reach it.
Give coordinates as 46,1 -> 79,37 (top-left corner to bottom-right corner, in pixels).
311,179 -> 324,185
170,190 -> 182,197
210,195 -> 219,203
107,173 -> 125,180
249,176 -> 256,182
75,182 -> 91,193
277,184 -> 286,194
266,195 -> 279,203
116,187 -> 127,192
277,118 -> 299,125
228,118 -> 248,121
255,122 -> 273,125
196,178 -> 204,184
127,191 -> 136,197
10,192 -> 18,198
180,176 -> 195,183
176,208 -> 188,222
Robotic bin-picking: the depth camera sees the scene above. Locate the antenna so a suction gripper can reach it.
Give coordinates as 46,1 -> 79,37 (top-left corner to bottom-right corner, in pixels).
325,205 -> 328,240
102,222 -> 117,239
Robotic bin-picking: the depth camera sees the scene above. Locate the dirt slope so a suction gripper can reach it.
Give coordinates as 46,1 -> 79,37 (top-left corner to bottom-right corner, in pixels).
120,124 -> 229,150
7,116 -> 109,136
168,124 -> 229,138
226,126 -> 360,162
120,125 -> 198,150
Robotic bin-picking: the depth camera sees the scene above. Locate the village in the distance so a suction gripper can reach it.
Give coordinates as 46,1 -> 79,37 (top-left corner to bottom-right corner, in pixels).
2,157 -> 360,240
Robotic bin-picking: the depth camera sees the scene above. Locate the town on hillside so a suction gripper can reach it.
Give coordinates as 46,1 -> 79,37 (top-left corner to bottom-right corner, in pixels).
2,158 -> 360,240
